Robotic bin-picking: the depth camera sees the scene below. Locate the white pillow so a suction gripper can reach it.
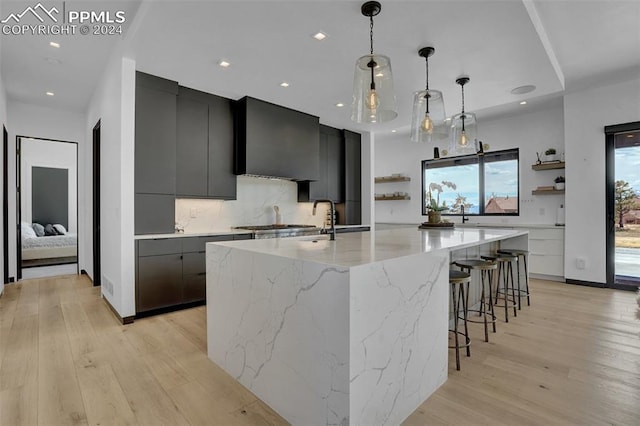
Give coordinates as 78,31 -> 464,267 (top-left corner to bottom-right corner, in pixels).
21,222 -> 37,238
53,224 -> 67,235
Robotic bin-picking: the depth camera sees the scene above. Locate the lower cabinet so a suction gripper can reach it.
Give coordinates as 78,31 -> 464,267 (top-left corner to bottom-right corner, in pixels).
135,233 -> 252,314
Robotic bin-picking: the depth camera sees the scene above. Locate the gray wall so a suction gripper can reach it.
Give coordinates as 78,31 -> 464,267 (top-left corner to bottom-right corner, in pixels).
32,166 -> 68,228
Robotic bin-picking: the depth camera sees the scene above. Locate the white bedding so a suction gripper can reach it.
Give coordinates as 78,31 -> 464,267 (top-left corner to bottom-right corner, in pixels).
22,233 -> 77,260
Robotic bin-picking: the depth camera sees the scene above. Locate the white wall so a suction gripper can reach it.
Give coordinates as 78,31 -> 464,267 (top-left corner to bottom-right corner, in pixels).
6,101 -> 85,280
0,74 -> 6,294
374,99 -> 566,225
564,77 -> 640,284
85,55 -> 136,318
20,139 -> 77,232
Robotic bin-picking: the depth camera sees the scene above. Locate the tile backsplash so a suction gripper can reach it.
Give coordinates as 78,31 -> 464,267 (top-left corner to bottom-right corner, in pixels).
175,176 -> 328,233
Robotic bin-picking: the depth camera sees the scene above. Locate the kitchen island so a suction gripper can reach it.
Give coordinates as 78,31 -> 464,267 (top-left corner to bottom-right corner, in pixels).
206,227 -> 528,425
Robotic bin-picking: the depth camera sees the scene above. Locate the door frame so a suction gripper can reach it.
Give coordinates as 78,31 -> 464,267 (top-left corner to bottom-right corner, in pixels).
2,126 -> 8,283
604,120 -> 640,290
92,120 -> 101,286
16,135 -> 79,279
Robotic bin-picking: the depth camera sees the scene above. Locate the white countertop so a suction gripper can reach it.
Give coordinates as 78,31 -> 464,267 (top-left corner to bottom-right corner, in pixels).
134,229 -> 254,240
209,227 -> 528,267
376,222 -> 563,230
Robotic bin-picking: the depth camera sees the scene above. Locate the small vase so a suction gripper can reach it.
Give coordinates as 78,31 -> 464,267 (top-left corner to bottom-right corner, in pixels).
545,154 -> 557,162
554,182 -> 565,190
428,211 -> 441,224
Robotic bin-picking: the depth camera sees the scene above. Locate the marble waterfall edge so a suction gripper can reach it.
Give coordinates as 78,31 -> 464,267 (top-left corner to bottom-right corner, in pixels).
206,244 -> 351,425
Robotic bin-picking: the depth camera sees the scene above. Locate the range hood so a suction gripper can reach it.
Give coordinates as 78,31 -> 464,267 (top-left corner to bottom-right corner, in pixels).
234,96 -> 320,181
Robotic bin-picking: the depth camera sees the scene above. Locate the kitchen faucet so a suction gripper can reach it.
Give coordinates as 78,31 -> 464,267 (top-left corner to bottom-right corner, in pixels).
312,200 -> 336,241
461,205 -> 469,224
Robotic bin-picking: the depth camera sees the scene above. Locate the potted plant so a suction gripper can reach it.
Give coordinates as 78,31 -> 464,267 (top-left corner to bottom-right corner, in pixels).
544,148 -> 557,162
554,175 -> 565,190
426,181 -> 456,223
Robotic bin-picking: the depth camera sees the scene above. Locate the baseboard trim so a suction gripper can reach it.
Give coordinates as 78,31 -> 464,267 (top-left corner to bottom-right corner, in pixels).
102,296 -> 135,325
530,273 -> 564,282
81,269 -> 88,275
565,278 -> 606,288
135,300 -> 206,319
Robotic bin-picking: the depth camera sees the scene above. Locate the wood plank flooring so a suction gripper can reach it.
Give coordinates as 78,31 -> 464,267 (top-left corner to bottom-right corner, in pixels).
0,275 -> 638,425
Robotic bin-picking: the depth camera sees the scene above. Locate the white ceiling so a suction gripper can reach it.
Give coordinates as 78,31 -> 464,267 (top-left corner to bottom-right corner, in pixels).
1,0 -> 639,136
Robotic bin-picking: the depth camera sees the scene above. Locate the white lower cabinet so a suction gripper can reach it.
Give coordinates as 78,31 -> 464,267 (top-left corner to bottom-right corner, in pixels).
527,227 -> 565,277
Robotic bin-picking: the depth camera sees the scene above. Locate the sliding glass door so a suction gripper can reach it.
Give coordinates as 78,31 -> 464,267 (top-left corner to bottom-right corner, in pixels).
605,122 -> 640,289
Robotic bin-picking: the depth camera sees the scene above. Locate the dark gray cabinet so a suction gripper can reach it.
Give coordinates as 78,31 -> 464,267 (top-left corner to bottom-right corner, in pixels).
135,72 -> 179,235
135,234 -> 252,314
343,130 -> 362,225
176,87 -> 236,199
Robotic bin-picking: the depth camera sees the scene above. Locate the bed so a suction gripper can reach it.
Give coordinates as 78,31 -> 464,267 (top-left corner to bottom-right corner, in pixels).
22,233 -> 78,266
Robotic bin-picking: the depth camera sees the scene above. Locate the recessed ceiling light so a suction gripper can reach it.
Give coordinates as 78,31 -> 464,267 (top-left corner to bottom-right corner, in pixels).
219,60 -> 230,68
520,101 -> 527,105
391,129 -> 397,133
511,85 -> 536,95
445,117 -> 451,122
312,32 -> 327,41
49,41 -> 60,48
627,134 -> 634,138
280,82 -> 289,87
336,103 -> 344,107
46,92 -> 54,96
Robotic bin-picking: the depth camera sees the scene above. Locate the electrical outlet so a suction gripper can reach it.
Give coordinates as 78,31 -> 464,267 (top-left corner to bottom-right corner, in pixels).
576,258 -> 586,270
539,207 -> 545,215
190,208 -> 197,218
103,275 -> 114,295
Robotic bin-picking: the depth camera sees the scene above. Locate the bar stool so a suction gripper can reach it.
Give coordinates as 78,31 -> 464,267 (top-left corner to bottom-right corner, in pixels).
449,269 -> 471,371
481,253 -> 518,323
452,259 -> 498,343
497,248 -> 530,309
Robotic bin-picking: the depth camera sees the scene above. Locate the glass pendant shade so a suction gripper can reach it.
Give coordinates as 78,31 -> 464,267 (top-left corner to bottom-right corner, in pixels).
410,89 -> 447,143
450,111 -> 478,155
352,54 -> 397,123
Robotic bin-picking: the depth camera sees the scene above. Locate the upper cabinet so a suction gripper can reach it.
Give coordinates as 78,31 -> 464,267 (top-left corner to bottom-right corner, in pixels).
299,125 -> 345,202
234,97 -> 320,181
135,72 -> 179,234
176,87 -> 236,199
135,72 -> 178,195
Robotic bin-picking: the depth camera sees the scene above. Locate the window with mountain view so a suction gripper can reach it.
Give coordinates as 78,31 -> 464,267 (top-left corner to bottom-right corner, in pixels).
422,149 -> 519,216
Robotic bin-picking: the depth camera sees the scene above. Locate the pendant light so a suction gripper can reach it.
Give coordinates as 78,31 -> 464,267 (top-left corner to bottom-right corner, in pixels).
450,77 -> 478,155
410,47 -> 447,143
351,1 -> 397,124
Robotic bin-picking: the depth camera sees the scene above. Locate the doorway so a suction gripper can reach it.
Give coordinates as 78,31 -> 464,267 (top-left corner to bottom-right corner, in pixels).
605,121 -> 640,289
92,121 -> 101,286
16,136 -> 79,279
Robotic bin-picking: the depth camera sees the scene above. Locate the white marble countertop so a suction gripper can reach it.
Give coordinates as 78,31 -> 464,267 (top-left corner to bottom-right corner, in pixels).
209,227 -> 528,267
375,222 -> 563,230
134,229 -> 254,240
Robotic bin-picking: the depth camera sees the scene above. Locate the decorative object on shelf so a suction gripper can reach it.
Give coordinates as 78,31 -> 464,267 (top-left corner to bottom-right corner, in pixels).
450,76 -> 477,155
536,152 -> 542,165
475,139 -> 485,156
554,176 -> 565,190
433,147 -> 440,159
410,47 -> 447,143
351,1 -> 397,124
374,174 -> 410,183
556,204 -> 565,226
426,180 -> 456,223
544,148 -> 557,162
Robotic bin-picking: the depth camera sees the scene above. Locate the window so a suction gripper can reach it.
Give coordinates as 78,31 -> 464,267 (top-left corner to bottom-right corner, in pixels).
422,148 -> 519,216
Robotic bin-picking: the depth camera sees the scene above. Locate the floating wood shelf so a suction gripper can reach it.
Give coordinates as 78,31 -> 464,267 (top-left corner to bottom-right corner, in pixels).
532,189 -> 565,195
375,195 -> 411,201
531,162 -> 565,171
375,176 -> 411,183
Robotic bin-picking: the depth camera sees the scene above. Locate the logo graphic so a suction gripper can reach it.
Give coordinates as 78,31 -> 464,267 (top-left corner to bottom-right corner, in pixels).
1,2 -> 59,24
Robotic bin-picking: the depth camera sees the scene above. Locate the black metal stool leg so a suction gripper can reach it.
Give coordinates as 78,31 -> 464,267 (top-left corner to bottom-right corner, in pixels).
488,269 -> 496,333
501,262 -> 509,323
460,283 -> 470,357
523,254 -> 530,306
516,257 -> 522,310
480,270 -> 488,342
452,282 -> 460,370
509,261 -> 517,317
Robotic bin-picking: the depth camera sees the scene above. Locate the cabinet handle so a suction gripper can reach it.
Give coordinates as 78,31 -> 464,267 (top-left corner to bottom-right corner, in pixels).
180,255 -> 183,260
198,272 -> 206,276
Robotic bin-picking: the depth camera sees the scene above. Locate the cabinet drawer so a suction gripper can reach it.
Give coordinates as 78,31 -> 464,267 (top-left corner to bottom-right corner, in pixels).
530,254 -> 564,276
182,235 -> 233,253
528,228 -> 564,241
138,239 -> 182,256
529,239 -> 564,256
183,252 -> 205,275
137,254 -> 183,312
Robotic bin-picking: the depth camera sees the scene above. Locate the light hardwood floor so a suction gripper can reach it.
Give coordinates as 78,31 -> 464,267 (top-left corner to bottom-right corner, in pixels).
0,276 -> 638,425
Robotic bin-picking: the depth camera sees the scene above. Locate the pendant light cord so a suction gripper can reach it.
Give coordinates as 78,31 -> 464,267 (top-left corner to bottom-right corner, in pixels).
424,57 -> 430,113
461,84 -> 466,131
370,15 -> 374,55
368,15 -> 376,90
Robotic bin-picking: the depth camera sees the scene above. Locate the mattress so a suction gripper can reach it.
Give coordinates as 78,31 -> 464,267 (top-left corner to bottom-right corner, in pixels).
22,233 -> 77,260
